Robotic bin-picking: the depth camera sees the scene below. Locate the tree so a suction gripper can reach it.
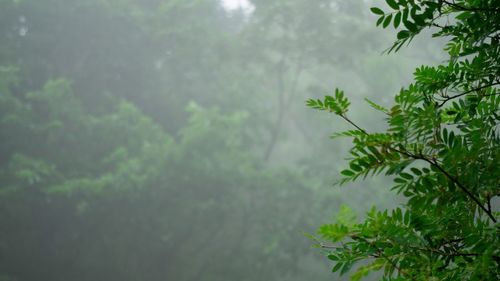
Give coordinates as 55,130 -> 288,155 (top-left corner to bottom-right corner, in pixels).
308,0 -> 499,280
0,1 -> 354,280
0,72 -> 331,281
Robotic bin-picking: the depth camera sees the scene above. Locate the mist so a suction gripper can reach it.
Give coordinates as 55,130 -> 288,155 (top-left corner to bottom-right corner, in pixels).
0,1 -> 444,280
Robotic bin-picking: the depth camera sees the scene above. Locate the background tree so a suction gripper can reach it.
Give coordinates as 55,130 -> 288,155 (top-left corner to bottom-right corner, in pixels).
0,0 -> 448,280
309,0 -> 499,280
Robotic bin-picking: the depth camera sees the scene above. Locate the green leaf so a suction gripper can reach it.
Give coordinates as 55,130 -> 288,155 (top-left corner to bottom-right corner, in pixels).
456,11 -> 472,21
400,172 -> 413,180
394,177 -> 406,184
376,16 -> 385,27
365,98 -> 389,113
319,224 -> 350,242
370,7 -> 385,15
403,210 -> 410,225
403,19 -> 417,32
341,169 -> 355,177
350,260 -> 385,281
382,14 -> 393,28
332,262 -> 343,273
410,167 -> 422,176
393,12 -> 401,28
350,162 -> 362,172
397,30 -> 410,39
448,131 -> 455,147
336,205 -> 357,226
386,0 -> 399,10
340,262 -> 353,275
328,254 -> 339,261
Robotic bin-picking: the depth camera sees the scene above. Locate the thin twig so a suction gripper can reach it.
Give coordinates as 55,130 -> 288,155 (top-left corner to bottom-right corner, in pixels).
340,115 -> 368,135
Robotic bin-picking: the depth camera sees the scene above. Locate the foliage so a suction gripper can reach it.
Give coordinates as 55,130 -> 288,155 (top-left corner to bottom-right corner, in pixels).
309,0 -> 500,280
0,0 -> 446,280
0,74 -> 331,281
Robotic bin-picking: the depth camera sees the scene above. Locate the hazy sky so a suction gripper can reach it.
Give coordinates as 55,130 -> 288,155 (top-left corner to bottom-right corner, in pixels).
221,0 -> 254,11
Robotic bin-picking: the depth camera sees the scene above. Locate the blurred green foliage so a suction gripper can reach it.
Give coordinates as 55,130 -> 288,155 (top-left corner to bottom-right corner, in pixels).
0,0 -> 445,280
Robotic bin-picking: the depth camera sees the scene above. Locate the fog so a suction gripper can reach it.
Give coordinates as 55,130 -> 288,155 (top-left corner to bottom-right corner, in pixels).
0,1 -> 444,280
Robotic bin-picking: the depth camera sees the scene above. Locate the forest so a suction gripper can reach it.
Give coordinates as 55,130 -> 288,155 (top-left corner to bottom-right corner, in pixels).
0,0 -> 498,280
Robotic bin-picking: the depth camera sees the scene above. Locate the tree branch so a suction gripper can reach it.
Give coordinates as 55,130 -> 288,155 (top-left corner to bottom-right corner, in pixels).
413,154 -> 496,223
339,113 -> 497,223
442,0 -> 500,12
340,115 -> 368,135
437,82 -> 500,107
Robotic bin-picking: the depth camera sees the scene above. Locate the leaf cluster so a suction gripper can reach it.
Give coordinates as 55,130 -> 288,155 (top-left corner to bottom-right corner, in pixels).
309,0 -> 500,280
